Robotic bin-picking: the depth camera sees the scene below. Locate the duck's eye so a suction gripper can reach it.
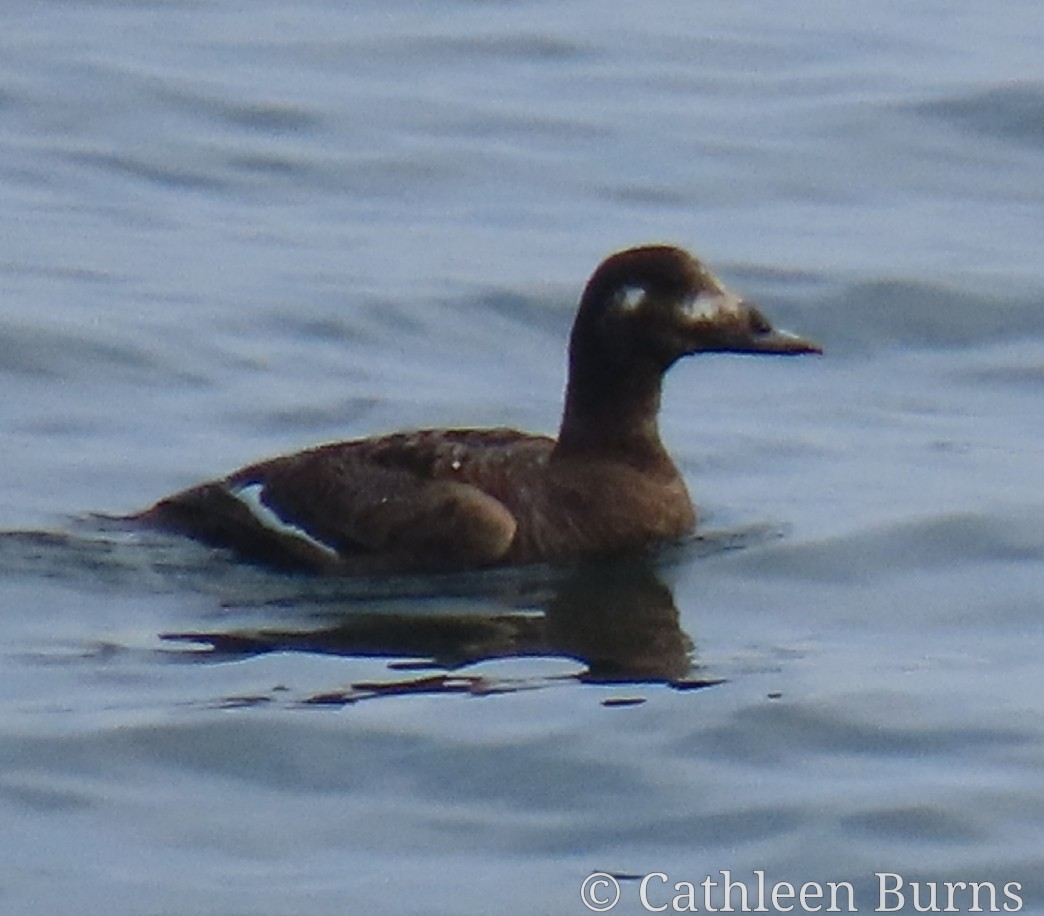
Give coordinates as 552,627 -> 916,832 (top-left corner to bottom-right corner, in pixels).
747,306 -> 772,335
617,285 -> 645,312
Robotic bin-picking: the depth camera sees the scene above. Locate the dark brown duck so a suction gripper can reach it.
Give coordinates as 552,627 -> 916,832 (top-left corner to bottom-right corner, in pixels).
138,245 -> 820,574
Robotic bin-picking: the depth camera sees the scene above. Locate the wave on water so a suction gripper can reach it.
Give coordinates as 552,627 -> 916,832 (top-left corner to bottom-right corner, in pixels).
916,81 -> 1044,150
770,276 -> 1044,354
0,515 -> 786,701
0,318 -> 200,383
723,509 -> 1044,583
0,513 -> 780,605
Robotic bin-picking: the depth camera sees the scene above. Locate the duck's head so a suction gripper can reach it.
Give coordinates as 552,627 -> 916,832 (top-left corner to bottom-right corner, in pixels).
572,244 -> 821,371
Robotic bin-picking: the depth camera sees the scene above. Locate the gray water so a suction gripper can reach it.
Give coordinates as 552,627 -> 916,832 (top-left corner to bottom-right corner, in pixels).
3,2 -> 1044,914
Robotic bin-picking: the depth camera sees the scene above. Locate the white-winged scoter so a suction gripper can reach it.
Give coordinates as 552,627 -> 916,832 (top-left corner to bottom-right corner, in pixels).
138,245 -> 820,574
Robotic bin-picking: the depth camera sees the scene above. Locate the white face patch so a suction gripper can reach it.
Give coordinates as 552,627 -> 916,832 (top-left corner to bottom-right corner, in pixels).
617,285 -> 646,312
680,288 -> 743,323
229,482 -> 339,558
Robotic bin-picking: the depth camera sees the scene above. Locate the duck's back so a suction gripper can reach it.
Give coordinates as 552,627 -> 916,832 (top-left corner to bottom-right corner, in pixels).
142,427 -> 695,574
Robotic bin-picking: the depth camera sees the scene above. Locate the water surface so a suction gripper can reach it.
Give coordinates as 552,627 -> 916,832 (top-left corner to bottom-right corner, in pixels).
2,2 -> 1044,914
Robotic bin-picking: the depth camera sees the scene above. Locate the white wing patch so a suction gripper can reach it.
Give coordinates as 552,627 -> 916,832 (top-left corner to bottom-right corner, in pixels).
229,482 -> 339,558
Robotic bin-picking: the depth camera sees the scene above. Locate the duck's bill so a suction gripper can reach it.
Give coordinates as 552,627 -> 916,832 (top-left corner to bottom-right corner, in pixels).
684,289 -> 821,356
741,325 -> 822,355
725,300 -> 822,355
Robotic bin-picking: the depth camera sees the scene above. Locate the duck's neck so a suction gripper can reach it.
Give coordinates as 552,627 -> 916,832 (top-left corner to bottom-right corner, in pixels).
553,354 -> 675,474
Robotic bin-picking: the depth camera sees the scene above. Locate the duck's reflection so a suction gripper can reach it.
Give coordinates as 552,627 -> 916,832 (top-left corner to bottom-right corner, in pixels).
164,556 -> 722,704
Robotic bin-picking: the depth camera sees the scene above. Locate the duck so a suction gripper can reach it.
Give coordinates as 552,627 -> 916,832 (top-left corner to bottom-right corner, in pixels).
137,245 -> 820,575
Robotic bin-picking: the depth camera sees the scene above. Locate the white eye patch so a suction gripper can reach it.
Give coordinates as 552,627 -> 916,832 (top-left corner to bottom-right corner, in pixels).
617,285 -> 646,312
